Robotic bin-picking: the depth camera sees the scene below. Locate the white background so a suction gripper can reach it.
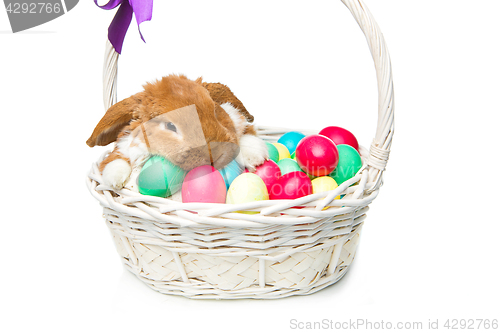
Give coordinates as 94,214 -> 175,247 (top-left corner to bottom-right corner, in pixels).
1,0 -> 499,332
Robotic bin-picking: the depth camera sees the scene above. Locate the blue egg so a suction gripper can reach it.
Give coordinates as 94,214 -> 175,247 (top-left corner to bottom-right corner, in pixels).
218,159 -> 243,190
278,131 -> 306,155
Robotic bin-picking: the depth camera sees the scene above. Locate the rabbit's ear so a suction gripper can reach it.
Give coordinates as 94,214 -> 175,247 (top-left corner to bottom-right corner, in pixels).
86,93 -> 144,147
201,82 -> 254,123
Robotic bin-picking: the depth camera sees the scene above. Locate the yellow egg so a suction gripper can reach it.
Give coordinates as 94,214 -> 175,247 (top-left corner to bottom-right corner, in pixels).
226,173 -> 269,214
312,176 -> 341,200
272,142 -> 291,160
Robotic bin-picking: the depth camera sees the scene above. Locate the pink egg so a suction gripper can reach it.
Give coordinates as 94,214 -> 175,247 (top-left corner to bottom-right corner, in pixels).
319,126 -> 359,151
182,165 -> 226,203
295,135 -> 339,177
252,160 -> 281,193
269,171 -> 312,200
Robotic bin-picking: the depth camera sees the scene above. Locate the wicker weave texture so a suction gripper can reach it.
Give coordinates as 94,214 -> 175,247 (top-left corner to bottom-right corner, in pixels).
109,217 -> 363,299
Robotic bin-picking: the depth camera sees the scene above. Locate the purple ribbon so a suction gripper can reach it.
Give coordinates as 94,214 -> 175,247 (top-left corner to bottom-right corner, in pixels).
95,0 -> 153,54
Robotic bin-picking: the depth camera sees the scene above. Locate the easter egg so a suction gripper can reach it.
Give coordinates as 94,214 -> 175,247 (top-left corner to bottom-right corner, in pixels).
295,135 -> 339,177
312,176 -> 341,200
278,131 -> 306,155
319,126 -> 359,151
329,144 -> 363,185
226,173 -> 269,214
182,165 -> 226,203
269,171 -> 313,200
266,142 -> 280,163
218,159 -> 243,190
277,158 -> 303,176
272,142 -> 291,160
252,160 -> 281,193
138,155 -> 187,197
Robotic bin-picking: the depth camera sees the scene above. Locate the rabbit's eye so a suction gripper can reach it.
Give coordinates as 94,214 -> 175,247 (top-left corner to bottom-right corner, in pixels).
163,122 -> 177,132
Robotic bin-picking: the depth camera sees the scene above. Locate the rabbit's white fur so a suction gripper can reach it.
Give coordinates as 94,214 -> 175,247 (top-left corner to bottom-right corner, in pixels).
117,134 -> 149,166
102,132 -> 149,190
236,134 -> 268,171
221,102 -> 267,171
102,159 -> 132,189
221,102 -> 247,137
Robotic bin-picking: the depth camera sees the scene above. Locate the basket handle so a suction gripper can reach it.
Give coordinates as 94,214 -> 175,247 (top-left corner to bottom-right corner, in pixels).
340,0 -> 394,193
101,0 -> 394,193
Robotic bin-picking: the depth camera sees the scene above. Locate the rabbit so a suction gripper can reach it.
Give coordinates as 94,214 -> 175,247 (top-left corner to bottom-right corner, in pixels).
87,74 -> 268,190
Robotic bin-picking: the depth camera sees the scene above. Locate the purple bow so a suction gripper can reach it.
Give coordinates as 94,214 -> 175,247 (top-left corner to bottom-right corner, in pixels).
95,0 -> 153,54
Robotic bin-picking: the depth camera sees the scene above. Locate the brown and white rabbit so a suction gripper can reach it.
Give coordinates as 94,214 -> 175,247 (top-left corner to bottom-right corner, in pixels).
87,74 -> 268,190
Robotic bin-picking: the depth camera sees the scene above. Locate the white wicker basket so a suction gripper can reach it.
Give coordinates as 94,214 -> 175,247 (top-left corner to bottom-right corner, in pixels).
87,0 -> 394,299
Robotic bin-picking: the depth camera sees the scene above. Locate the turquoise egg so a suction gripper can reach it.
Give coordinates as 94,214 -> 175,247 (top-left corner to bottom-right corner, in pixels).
278,131 -> 306,155
137,155 -> 187,197
218,159 -> 243,190
277,158 -> 303,176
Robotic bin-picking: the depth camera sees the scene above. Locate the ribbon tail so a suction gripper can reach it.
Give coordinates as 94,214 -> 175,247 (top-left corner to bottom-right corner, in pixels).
129,0 -> 153,43
107,1 -> 133,54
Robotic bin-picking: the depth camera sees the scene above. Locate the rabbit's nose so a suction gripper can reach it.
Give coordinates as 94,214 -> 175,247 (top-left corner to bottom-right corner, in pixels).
208,141 -> 240,170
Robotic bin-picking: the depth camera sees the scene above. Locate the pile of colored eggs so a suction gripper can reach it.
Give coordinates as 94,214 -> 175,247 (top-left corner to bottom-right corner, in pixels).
136,126 -> 363,208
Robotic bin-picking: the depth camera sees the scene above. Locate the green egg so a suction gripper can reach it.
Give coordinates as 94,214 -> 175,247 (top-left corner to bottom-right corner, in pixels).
266,142 -> 280,163
277,158 -> 303,176
329,144 -> 362,185
138,155 -> 187,197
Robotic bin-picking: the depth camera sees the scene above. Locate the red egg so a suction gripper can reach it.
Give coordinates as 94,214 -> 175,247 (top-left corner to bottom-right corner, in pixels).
319,126 -> 359,151
252,160 -> 281,193
182,165 -> 226,203
269,171 -> 313,200
295,135 -> 339,177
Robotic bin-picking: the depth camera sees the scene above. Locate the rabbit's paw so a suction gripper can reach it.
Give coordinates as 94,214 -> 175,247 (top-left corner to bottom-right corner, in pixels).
236,134 -> 269,171
102,159 -> 132,190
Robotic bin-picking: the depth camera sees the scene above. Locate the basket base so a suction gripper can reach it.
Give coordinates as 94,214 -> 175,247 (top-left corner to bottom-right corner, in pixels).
109,222 -> 363,299
124,259 -> 352,299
